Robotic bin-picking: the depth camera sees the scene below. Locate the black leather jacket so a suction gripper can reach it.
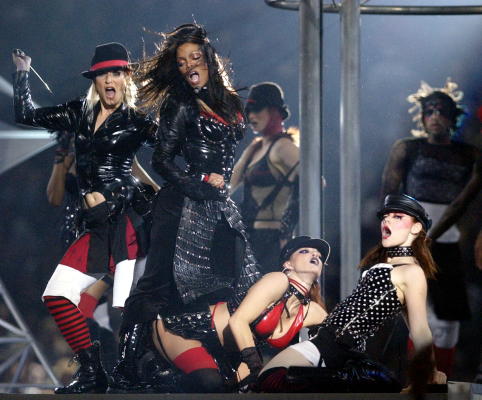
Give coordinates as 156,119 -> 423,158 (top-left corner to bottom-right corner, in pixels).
14,71 -> 157,215
152,95 -> 244,201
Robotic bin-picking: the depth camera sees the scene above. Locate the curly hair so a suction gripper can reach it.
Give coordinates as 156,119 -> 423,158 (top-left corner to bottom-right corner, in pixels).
136,23 -> 243,122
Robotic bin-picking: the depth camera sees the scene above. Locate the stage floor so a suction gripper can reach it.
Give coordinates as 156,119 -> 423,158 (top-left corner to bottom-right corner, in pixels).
1,382 -> 480,400
0,394 -> 451,400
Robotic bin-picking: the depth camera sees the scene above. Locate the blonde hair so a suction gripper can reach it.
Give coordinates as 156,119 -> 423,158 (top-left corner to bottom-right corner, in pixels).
85,72 -> 138,112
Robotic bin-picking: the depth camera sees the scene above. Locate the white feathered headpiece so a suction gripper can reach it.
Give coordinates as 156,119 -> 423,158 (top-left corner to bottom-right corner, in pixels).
407,78 -> 463,137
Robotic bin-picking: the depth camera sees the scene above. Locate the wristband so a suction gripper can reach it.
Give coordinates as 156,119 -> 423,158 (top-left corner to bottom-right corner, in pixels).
54,152 -> 67,164
200,173 -> 210,183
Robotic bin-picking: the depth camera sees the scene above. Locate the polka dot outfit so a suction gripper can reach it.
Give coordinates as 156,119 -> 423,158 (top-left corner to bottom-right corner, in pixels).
321,263 -> 403,352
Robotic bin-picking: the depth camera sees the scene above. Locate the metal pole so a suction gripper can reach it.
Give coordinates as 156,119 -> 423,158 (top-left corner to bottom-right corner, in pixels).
299,0 -> 322,240
266,1 -> 482,15
298,0 -> 322,342
340,0 -> 361,298
299,0 -> 321,237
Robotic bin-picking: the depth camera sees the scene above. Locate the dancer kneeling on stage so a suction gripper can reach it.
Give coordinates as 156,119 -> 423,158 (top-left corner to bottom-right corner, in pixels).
257,194 -> 447,393
109,235 -> 328,392
12,43 -> 158,394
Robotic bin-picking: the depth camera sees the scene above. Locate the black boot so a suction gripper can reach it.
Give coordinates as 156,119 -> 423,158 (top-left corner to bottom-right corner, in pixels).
108,323 -> 145,393
54,342 -> 108,394
108,323 -> 182,393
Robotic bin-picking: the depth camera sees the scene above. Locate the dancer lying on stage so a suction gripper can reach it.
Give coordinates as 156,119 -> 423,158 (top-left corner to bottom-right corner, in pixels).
257,194 -> 447,393
110,235 -> 329,393
12,42 -> 158,394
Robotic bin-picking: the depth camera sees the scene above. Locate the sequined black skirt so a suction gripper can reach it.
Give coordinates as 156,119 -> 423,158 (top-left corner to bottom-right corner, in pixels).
122,185 -> 260,327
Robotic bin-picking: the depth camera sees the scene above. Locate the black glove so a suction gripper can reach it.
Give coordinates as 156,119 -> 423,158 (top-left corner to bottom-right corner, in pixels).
240,347 -> 263,386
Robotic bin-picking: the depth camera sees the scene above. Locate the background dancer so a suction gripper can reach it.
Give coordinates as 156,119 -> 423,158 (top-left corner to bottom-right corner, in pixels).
231,82 -> 299,274
12,42 -> 158,393
257,194 -> 447,393
381,80 -> 482,377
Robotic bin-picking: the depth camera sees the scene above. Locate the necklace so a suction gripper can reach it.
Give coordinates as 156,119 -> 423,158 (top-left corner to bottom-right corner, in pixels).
386,246 -> 414,258
288,278 -> 310,296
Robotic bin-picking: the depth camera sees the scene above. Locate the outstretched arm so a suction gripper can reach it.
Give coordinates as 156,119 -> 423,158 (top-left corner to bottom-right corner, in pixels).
12,52 -> 78,131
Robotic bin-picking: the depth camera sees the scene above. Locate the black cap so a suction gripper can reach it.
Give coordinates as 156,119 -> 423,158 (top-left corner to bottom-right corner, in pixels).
82,42 -> 131,79
377,194 -> 432,231
245,82 -> 290,120
279,236 -> 331,265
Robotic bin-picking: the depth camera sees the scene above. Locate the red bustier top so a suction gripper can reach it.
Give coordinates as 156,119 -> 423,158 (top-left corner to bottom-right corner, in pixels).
251,278 -> 310,349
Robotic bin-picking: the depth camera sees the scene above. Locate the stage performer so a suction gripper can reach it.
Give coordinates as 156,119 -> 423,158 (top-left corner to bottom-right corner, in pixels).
231,82 -> 299,274
110,22 -> 264,393
257,194 -> 447,393
12,42 -> 158,394
110,235 -> 328,393
381,80 -> 482,377
46,130 -> 157,372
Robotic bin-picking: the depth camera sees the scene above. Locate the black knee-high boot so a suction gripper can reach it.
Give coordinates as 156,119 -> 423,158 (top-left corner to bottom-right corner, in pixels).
108,323 -> 181,393
108,323 -> 145,393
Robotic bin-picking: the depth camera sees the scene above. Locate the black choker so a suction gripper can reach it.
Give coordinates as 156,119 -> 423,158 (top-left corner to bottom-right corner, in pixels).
386,246 -> 414,258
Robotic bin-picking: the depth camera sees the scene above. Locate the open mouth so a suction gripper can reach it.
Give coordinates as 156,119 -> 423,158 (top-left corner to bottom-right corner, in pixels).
105,87 -> 116,100
310,257 -> 320,266
187,70 -> 200,85
382,226 -> 391,239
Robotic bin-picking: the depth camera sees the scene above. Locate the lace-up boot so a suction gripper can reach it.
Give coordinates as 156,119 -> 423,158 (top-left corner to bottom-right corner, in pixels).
54,342 -> 108,394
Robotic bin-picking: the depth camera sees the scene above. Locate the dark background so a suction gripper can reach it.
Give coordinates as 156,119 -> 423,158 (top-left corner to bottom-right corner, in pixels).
0,0 -> 480,388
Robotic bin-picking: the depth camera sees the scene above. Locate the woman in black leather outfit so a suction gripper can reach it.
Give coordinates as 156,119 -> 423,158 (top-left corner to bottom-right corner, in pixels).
256,194 -> 447,393
113,24 -> 260,393
12,42 -> 158,394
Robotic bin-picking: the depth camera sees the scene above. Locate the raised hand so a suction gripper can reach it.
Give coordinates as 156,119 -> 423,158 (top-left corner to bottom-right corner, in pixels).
12,49 -> 31,71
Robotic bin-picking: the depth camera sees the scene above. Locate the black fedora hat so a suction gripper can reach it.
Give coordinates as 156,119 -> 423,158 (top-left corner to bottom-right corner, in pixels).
279,236 -> 331,265
82,42 -> 131,79
377,194 -> 432,231
245,82 -> 290,120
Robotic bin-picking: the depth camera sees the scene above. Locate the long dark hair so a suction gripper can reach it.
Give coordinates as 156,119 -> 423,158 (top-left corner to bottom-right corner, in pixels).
359,229 -> 437,280
136,23 -> 243,122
